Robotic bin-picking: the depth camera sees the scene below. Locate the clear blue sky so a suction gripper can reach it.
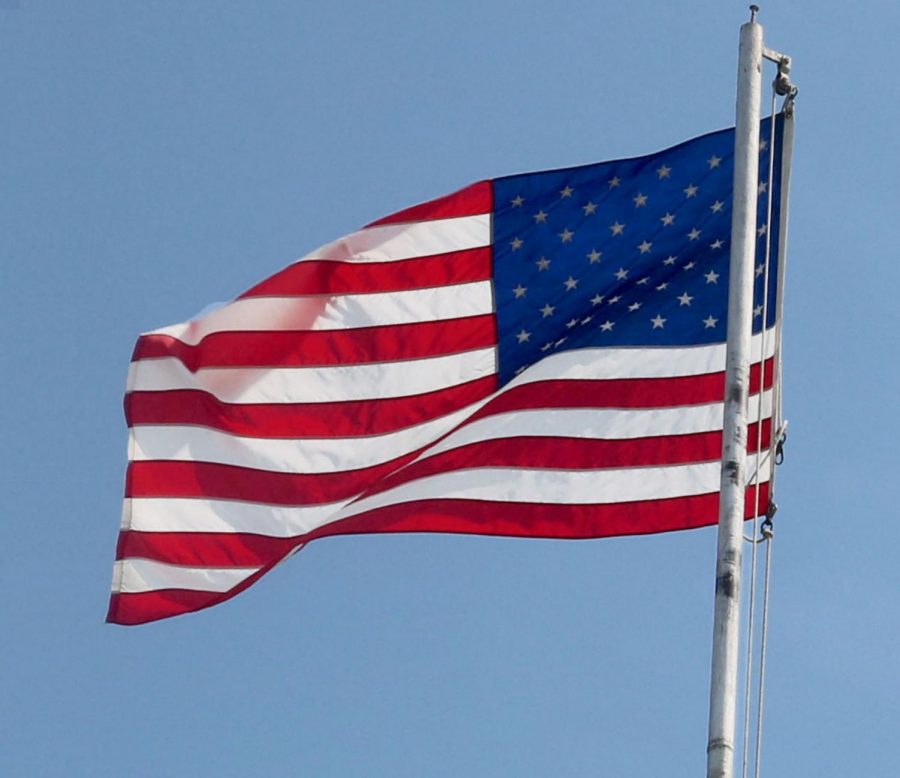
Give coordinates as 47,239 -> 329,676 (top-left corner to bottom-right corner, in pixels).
2,1 -> 897,775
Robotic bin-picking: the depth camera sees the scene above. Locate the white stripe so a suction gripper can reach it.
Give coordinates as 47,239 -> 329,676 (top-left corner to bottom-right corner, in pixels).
337,454 -> 769,520
124,497 -> 345,536
128,334 -> 774,407
420,390 -> 774,462
128,390 -> 774,474
112,558 -> 260,594
128,347 -> 497,404
149,281 -> 493,345
507,330 -> 776,385
130,396 -> 481,473
299,214 -> 490,263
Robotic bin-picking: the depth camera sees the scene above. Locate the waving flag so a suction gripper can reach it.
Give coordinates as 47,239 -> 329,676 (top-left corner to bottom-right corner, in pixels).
109,117 -> 784,625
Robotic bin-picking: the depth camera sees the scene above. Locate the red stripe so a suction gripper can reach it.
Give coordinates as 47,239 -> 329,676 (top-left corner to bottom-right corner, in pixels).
108,589 -> 224,625
365,180 -> 492,227
124,419 -> 770,506
749,358 -> 775,395
125,375 -> 497,438
108,482 -> 770,625
359,421 -> 772,499
123,359 -> 771,440
470,358 -> 774,420
132,315 -> 496,370
477,375 -> 721,419
239,247 -> 491,298
117,531 -> 299,567
306,482 -> 770,542
750,418 -> 772,454
107,555 -> 290,625
127,455 -> 418,505
111,482 -> 770,574
365,434 -> 722,500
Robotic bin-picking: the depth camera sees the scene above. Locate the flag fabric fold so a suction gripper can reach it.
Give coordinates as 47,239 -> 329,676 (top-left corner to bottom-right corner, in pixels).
109,117 -> 784,625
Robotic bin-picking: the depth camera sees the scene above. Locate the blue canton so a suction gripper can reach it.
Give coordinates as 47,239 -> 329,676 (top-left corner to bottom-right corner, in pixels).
492,117 -> 783,385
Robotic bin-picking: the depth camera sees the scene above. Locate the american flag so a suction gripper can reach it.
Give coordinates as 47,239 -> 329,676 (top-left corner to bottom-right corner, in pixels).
108,117 -> 784,625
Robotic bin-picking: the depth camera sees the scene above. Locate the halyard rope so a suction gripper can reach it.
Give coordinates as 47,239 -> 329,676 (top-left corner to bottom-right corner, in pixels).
753,75 -> 797,778
741,84 -> 780,778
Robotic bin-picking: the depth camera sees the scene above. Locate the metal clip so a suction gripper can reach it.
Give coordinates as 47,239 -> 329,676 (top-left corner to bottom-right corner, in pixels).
761,500 -> 776,539
774,430 -> 786,465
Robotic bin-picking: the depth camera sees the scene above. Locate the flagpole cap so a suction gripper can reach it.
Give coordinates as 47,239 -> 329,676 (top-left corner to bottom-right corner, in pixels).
749,4 -> 760,22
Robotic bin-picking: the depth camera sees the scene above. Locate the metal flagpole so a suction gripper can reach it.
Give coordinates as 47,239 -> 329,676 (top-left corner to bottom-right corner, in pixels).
706,7 -> 763,778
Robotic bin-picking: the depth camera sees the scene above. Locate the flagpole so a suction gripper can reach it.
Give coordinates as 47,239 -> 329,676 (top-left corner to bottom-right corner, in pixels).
706,7 -> 763,778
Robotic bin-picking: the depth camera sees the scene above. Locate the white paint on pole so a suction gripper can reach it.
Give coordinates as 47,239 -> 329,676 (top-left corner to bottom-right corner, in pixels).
706,10 -> 763,778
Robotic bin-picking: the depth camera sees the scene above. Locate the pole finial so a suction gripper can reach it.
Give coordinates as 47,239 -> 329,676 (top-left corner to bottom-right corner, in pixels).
750,4 -> 760,22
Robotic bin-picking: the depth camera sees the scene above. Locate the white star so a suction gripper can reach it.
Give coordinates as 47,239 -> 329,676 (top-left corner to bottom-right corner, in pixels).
515,366 -> 526,375
512,284 -> 527,299
711,200 -> 725,213
708,155 -> 722,169
656,282 -> 669,291
754,304 -> 764,318
758,180 -> 768,195
637,277 -> 650,285
608,295 -> 622,305
599,320 -> 615,332
516,329 -> 530,343
755,263 -> 765,277
559,228 -> 574,243
710,239 -> 725,250
637,240 -> 652,254
687,227 -> 701,241
608,176 -> 621,188
581,315 -> 594,325
759,137 -> 769,151
533,210 -> 548,223
587,249 -> 602,264
555,337 -> 567,347
683,261 -> 696,270
660,212 -> 676,226
591,293 -> 605,305
684,183 -> 699,198
677,292 -> 693,306
560,185 -> 574,198
510,237 -> 524,250
510,195 -> 525,207
757,223 -> 768,237
564,275 -> 578,290
583,201 -> 598,215
614,267 -> 629,280
610,221 -> 625,236
566,318 -> 579,329
703,315 -> 718,328
633,192 -> 648,207
705,270 -> 720,284
535,256 -> 551,271
628,302 -> 642,312
657,164 -> 672,179
540,303 -> 555,317
663,256 -> 677,266
651,314 -> 666,329
541,341 -> 553,352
